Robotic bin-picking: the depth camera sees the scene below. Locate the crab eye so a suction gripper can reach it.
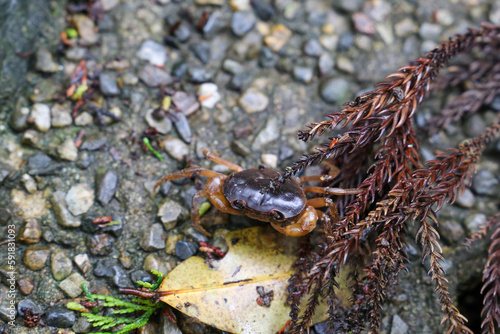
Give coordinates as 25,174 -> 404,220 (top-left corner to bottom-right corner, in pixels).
270,210 -> 285,221
231,199 -> 246,210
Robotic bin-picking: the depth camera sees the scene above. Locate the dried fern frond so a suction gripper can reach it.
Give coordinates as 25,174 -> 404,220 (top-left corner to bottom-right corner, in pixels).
481,215 -> 500,334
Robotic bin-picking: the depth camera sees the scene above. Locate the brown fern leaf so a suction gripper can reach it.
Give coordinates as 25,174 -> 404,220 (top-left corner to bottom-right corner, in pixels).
481,216 -> 500,334
281,24 -> 500,182
464,213 -> 500,249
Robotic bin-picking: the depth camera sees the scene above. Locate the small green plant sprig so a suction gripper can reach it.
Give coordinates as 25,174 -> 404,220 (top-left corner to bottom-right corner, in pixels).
67,270 -> 165,334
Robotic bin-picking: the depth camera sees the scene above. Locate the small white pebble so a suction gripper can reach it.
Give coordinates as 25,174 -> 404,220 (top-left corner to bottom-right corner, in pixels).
261,154 -> 278,168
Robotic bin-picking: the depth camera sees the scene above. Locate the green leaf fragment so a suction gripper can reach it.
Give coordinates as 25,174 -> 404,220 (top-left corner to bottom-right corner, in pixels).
65,28 -> 78,38
71,84 -> 88,100
199,202 -> 211,217
142,137 -> 164,161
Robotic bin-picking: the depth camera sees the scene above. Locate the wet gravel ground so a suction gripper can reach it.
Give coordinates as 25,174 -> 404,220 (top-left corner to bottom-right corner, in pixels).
1,0 -> 500,333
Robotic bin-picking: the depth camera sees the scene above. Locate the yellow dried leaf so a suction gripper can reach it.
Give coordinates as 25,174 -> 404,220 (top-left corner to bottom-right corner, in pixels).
159,226 -> 350,333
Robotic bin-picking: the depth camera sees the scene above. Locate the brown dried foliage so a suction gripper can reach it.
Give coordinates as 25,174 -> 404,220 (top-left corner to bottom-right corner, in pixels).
283,23 -> 500,333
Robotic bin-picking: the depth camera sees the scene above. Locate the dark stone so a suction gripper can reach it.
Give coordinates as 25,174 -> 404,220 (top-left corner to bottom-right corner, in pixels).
490,95 -> 500,111
77,152 -> 95,170
99,72 -> 120,96
159,181 -> 172,197
293,65 -> 314,83
228,72 -> 253,92
279,146 -> 294,161
18,299 -> 44,316
140,224 -> 165,251
231,12 -> 256,37
101,216 -> 124,237
87,233 -> 115,256
252,0 -> 275,21
189,42 -> 211,64
96,169 -> 118,205
187,66 -> 213,83
130,270 -> 153,284
258,47 -> 277,68
172,61 -> 188,78
80,135 -> 107,151
303,39 -> 323,57
45,307 -> 76,328
175,240 -> 198,260
338,32 -> 355,51
319,77 -> 350,103
307,11 -> 327,26
138,65 -> 173,87
170,111 -> 193,144
81,215 -> 100,234
202,11 -> 228,36
94,258 -> 118,277
112,265 -> 132,288
174,23 -> 191,42
0,208 -> 12,225
27,152 -> 62,176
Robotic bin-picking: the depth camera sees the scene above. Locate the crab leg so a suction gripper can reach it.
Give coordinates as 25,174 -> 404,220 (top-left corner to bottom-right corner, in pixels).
303,186 -> 362,195
154,167 -> 223,190
201,148 -> 244,172
191,190 -> 212,237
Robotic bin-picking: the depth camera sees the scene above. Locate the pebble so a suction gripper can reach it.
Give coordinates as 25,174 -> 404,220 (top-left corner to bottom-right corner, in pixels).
239,90 -> 269,113
45,306 -> 76,328
112,265 -> 132,288
122,72 -> 139,85
21,173 -> 37,194
175,240 -> 198,260
419,22 -> 442,41
31,103 -> 51,132
391,314 -> 409,334
336,56 -> 355,74
261,153 -> 278,168
138,65 -> 173,87
80,133 -> 107,151
57,138 -> 78,161
17,299 -> 44,316
172,61 -> 187,77
87,233 -> 115,256
230,0 -> 251,11
96,169 -> 118,205
352,12 -> 376,35
438,220 -> 465,244
319,35 -> 338,51
231,139 -> 251,156
101,0 -> 119,10
319,77 -> 350,103
18,218 -> 41,244
222,59 -> 244,74
252,117 -> 280,151
73,316 -> 93,333
394,18 -> 418,38
229,72 -> 253,91
138,40 -> 168,66
231,11 -> 256,37
119,252 -> 132,269
160,313 -> 183,334
174,112 -> 194,143
65,183 -> 94,216
129,271 -> 150,286
456,188 -> 475,208
172,91 -> 200,116
252,0 -> 276,21
279,145 -> 294,161
332,0 -> 363,13
140,223 -> 165,251
195,0 -> 224,4
190,42 -> 211,64
464,114 -> 486,138
465,212 -> 487,234
74,253 -> 91,274
51,191 -> 81,227
159,200 -> 187,230
258,47 -> 277,68
174,23 -> 191,42
51,249 -> 73,281
166,235 -> 183,254
303,39 -> 323,57
143,254 -> 173,275
162,138 -> 189,160
94,258 -> 117,277
145,108 -> 172,134
203,11 -> 228,36
337,32 -> 354,51
50,104 -> 72,128
187,66 -> 213,83
472,169 -> 499,196
36,48 -> 58,73
65,46 -> 87,60
18,277 -> 35,295
9,106 -> 30,131
23,245 -> 50,271
73,14 -> 98,45
58,272 -> 88,298
293,66 -> 314,83
318,53 -> 335,77
198,83 -> 221,108
74,112 -> 93,126
99,72 -> 120,96
264,24 -> 292,52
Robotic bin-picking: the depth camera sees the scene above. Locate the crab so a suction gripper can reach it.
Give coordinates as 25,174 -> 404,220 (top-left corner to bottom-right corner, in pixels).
155,149 -> 360,237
